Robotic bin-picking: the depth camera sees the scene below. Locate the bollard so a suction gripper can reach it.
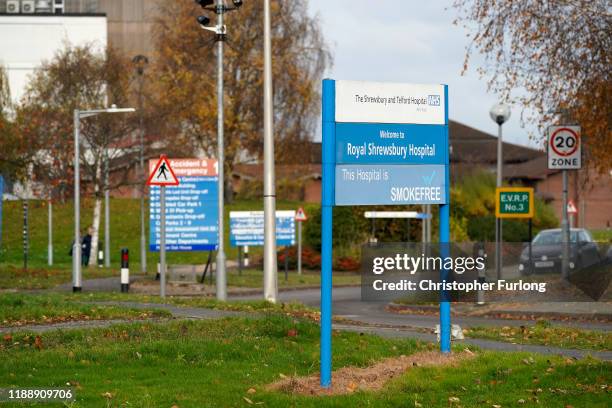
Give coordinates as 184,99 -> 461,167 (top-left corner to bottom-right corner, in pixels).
120,248 -> 129,292
243,246 -> 249,267
97,245 -> 104,267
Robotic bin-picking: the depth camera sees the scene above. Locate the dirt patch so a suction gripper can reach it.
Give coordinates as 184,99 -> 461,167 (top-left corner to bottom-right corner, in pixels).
267,350 -> 475,396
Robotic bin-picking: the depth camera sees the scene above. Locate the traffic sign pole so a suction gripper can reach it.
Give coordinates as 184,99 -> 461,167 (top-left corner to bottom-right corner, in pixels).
160,185 -> 166,298
547,126 -> 580,282
297,221 -> 302,275
561,170 -> 569,281
146,155 -> 180,298
295,207 -> 308,276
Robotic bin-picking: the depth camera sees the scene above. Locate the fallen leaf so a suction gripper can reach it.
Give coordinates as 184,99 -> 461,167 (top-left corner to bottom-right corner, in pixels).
247,388 -> 256,394
518,399 -> 526,404
3,334 -> 12,342
287,329 -> 298,337
243,397 -> 253,404
34,336 -> 43,350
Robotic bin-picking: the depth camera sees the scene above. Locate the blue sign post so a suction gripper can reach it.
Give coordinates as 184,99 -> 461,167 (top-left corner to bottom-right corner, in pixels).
320,79 -> 450,387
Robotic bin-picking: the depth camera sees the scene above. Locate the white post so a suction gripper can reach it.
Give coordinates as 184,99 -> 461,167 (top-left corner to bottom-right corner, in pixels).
160,185 -> 166,298
104,149 -> 111,267
561,170 -> 570,280
48,199 -> 53,266
297,221 -> 302,275
495,122 -> 503,280
73,110 -> 82,292
263,0 -> 278,303
215,0 -> 227,301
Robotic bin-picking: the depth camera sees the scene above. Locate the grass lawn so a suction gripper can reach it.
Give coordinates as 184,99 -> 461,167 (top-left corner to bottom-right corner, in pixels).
0,293 -> 171,327
226,268 -> 359,288
0,264 -> 359,290
0,264 -> 131,290
0,316 -> 609,407
0,198 -> 319,269
464,320 -> 612,351
151,267 -> 358,288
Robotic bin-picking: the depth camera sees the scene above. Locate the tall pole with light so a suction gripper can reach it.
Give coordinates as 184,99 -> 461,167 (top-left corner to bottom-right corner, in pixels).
262,0 -> 278,303
489,103 -> 511,281
133,54 -> 149,274
196,0 -> 243,301
73,105 -> 135,292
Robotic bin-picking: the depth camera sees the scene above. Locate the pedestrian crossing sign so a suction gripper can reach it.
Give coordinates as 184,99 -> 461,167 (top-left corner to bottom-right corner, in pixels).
146,155 -> 179,186
295,207 -> 308,221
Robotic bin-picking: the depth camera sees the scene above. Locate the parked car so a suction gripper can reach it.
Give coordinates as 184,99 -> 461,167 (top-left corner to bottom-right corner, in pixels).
519,228 -> 601,274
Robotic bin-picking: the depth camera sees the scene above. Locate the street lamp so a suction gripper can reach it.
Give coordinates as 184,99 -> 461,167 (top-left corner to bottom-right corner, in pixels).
195,0 -> 243,302
73,105 -> 135,292
132,54 -> 149,274
489,103 -> 511,281
262,0 -> 278,303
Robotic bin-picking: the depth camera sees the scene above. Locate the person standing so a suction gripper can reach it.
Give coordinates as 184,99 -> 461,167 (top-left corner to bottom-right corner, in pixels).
81,227 -> 92,266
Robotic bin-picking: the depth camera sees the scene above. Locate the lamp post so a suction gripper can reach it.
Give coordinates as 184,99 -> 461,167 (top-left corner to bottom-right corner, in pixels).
262,0 -> 278,303
196,0 -> 243,301
489,103 -> 511,281
73,105 -> 135,292
132,54 -> 149,274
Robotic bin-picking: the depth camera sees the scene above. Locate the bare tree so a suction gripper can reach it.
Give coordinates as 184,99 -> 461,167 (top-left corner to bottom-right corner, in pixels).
17,44 -> 137,265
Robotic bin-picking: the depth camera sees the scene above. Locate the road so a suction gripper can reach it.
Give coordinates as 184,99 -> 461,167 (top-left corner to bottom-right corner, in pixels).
232,286 -> 611,331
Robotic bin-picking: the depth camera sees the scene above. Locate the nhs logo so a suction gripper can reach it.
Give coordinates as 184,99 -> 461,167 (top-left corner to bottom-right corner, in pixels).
427,95 -> 440,106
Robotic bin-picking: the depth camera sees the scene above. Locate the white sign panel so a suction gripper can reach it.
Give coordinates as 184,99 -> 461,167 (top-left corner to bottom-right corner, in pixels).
335,80 -> 445,125
548,126 -> 581,170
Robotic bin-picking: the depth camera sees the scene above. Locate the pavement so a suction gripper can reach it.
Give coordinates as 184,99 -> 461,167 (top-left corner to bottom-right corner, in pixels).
2,298 -> 610,360
3,283 -> 611,360
232,286 -> 612,331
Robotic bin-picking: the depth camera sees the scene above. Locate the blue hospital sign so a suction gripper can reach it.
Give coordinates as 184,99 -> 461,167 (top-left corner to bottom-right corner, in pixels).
149,158 -> 219,251
332,80 -> 448,205
320,79 -> 451,387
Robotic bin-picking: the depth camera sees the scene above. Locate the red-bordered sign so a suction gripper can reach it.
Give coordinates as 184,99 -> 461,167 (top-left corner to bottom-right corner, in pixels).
567,200 -> 578,214
550,127 -> 579,157
295,207 -> 308,221
146,155 -> 180,186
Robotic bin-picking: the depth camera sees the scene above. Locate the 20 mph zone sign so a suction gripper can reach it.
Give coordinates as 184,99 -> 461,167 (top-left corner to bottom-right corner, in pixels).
548,126 -> 581,170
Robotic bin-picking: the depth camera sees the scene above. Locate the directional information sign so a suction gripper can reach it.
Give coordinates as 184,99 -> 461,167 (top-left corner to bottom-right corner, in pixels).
149,158 -> 218,251
495,187 -> 534,219
229,211 -> 295,247
147,155 -> 179,186
548,126 -> 581,170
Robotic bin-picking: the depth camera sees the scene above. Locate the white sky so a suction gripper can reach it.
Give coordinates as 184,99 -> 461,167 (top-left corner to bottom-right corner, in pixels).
307,0 -> 541,149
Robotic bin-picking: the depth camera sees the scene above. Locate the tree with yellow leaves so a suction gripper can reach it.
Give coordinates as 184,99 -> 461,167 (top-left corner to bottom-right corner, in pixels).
453,0 -> 611,173
151,0 -> 331,199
